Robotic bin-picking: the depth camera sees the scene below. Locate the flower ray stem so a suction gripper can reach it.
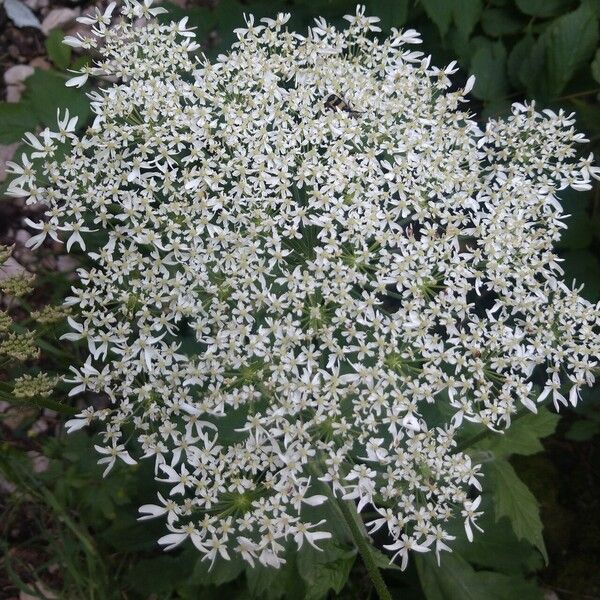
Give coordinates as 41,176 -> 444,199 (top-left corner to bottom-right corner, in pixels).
335,497 -> 393,600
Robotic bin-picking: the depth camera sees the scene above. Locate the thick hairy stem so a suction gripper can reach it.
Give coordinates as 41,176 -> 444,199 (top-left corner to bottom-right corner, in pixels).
335,498 -> 393,600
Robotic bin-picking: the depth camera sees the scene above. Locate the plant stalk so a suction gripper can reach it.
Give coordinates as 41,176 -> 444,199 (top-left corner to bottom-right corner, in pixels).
335,498 -> 393,600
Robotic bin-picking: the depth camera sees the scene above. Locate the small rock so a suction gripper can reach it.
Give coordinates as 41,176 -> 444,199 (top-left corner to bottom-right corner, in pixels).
0,143 -> 20,182
41,7 -> 79,35
6,84 -> 25,103
24,0 -> 48,10
0,257 -> 27,281
56,255 -> 78,272
28,451 -> 50,472
15,229 -> 32,245
29,56 -> 51,70
3,64 -> 34,86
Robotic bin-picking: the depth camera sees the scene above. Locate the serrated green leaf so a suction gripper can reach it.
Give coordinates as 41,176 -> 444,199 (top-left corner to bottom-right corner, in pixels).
246,555 -> 306,600
523,5 -> 599,98
371,547 -> 403,571
416,552 -> 543,600
481,7 -> 526,37
421,0 -> 453,36
22,69 -> 91,130
45,29 -> 71,70
0,102 -> 38,144
475,408 -> 560,458
452,0 -> 483,38
448,496 -> 544,574
469,39 -> 508,100
592,49 -> 600,84
193,553 -> 244,587
508,33 -> 535,87
515,0 -> 575,18
490,460 -> 548,562
297,542 -> 356,600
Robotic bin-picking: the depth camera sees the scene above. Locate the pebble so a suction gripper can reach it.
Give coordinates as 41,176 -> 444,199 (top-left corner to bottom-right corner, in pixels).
41,7 -> 80,35
0,143 -> 20,181
3,64 -> 34,85
29,56 -> 51,70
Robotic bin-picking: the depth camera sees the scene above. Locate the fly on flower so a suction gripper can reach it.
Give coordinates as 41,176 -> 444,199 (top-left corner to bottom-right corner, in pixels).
324,93 -> 363,116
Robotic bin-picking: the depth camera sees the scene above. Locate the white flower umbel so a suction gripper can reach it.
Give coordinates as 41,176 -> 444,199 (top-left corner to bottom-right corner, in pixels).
8,1 -> 600,570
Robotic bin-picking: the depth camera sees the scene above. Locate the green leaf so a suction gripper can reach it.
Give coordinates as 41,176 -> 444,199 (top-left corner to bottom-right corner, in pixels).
565,419 -> 600,441
365,0 -> 409,30
592,48 -> 600,84
22,69 -> 91,130
45,29 -> 71,70
452,0 -> 483,38
481,8 -> 526,37
508,33 -> 535,87
0,102 -> 38,144
515,0 -> 575,18
475,408 -> 560,458
421,0 -> 453,36
448,496 -> 544,574
523,5 -> 599,98
469,38 -> 508,100
490,460 -> 548,562
125,550 -> 197,596
556,184 -> 594,250
297,541 -> 356,599
193,553 -> 244,587
416,552 -> 543,600
371,547 -> 402,571
246,555 -> 306,600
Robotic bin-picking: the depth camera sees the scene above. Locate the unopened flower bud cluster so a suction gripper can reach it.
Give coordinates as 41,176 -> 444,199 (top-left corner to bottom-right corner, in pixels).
7,1 -> 600,570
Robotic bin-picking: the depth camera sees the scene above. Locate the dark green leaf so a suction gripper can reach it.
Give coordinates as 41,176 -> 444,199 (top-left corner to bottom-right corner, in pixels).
193,553 -> 245,587
469,38 -> 508,100
45,29 -> 71,70
365,0 -> 409,29
297,541 -> 356,599
125,550 -> 197,596
452,0 -> 483,38
0,102 -> 38,144
557,184 -> 594,250
475,408 -> 560,458
515,0 -> 576,18
371,547 -> 402,571
490,460 -> 548,562
523,5 -> 599,98
508,33 -> 535,87
565,419 -> 600,441
481,8 -> 526,37
246,555 -> 306,600
416,552 -> 543,600
22,69 -> 91,130
421,0 -> 453,36
448,497 -> 544,574
592,48 -> 600,84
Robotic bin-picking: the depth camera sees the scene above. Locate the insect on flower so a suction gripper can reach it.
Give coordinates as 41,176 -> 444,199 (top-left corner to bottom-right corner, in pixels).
324,93 -> 363,116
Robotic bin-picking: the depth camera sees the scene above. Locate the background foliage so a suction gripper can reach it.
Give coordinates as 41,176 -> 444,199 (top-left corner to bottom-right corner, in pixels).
1,0 -> 600,598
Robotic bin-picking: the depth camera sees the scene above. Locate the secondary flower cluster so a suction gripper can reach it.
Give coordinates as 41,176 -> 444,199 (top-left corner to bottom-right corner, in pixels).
8,0 -> 600,570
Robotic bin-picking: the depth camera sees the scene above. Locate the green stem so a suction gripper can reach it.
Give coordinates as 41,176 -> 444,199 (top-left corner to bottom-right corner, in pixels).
335,498 -> 393,600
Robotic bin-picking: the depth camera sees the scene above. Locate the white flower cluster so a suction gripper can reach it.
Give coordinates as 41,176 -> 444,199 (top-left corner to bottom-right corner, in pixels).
8,1 -> 600,570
